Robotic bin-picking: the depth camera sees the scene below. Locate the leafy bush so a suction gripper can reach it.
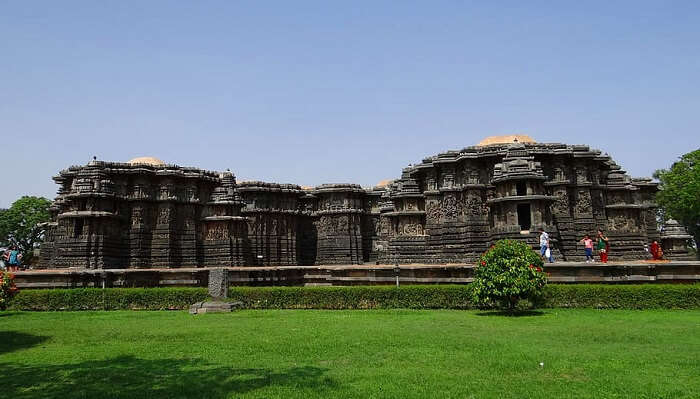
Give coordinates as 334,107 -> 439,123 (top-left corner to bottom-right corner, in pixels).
0,271 -> 19,310
471,239 -> 547,310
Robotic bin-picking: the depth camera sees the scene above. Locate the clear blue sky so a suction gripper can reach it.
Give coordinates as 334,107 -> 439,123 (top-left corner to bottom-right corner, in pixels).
1,1 -> 698,207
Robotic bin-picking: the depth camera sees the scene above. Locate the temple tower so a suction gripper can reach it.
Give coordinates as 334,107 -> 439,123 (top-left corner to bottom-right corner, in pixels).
313,184 -> 365,264
488,144 -> 559,255
661,220 -> 692,260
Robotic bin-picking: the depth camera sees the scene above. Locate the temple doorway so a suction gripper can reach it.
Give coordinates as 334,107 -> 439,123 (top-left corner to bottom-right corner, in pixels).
517,203 -> 531,230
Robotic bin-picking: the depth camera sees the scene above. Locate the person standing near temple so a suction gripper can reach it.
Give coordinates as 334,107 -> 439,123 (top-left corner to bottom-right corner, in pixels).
0,248 -> 7,270
580,234 -> 594,263
596,230 -> 609,263
650,240 -> 663,260
5,246 -> 22,272
539,229 -> 554,263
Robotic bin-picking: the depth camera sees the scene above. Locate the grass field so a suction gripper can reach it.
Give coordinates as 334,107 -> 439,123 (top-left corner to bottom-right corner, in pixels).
1,309 -> 699,398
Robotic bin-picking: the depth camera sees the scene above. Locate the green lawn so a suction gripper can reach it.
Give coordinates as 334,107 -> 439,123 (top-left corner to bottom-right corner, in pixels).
1,309 -> 698,398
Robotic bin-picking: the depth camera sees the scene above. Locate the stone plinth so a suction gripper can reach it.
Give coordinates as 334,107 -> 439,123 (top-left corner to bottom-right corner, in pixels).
189,300 -> 242,314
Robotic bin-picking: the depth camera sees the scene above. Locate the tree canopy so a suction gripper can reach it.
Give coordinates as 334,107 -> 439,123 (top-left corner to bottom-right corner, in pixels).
654,148 -> 700,249
0,196 -> 52,263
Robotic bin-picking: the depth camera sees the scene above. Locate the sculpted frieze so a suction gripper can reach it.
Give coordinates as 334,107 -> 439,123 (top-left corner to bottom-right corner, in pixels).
551,190 -> 569,215
157,207 -> 171,225
464,195 -> 483,217
575,190 -> 592,215
442,194 -> 459,220
426,201 -> 441,224
204,223 -> 228,240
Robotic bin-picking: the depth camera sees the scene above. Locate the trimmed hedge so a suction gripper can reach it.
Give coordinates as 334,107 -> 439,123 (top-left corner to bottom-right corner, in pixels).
8,287 -> 208,311
540,284 -> 700,309
228,285 -> 475,310
6,284 -> 700,311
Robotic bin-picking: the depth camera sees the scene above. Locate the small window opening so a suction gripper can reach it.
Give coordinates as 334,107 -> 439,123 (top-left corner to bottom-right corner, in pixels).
516,182 -> 527,196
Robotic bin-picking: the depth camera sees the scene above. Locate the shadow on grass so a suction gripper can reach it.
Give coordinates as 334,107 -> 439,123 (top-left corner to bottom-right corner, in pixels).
475,310 -> 546,317
0,356 -> 337,399
0,331 -> 49,355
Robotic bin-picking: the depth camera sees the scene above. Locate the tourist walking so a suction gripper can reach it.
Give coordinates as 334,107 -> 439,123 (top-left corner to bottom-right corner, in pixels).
580,235 -> 594,263
539,229 -> 554,263
596,230 -> 609,263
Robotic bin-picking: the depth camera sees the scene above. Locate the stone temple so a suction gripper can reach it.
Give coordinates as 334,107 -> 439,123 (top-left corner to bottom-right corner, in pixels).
39,136 -> 679,269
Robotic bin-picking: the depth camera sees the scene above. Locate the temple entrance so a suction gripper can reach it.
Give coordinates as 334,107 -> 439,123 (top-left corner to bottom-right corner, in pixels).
517,203 -> 531,230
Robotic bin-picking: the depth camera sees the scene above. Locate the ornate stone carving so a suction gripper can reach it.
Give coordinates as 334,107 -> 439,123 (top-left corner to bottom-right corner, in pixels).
380,217 -> 392,237
204,224 -> 228,240
551,190 -> 569,215
442,194 -> 459,219
317,215 -> 349,235
464,196 -> 482,216
576,167 -> 589,184
131,207 -> 143,226
157,207 -> 171,225
426,201 -> 442,224
403,223 -> 419,235
405,199 -> 417,211
575,190 -> 592,215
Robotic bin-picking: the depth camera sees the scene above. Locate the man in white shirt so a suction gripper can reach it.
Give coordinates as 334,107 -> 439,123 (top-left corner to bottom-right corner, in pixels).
539,229 -> 554,263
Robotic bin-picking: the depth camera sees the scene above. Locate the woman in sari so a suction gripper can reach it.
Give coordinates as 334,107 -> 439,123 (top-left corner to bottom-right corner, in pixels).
596,230 -> 609,263
650,240 -> 663,260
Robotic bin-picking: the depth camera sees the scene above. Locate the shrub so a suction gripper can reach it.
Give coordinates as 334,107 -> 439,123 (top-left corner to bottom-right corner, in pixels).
7,287 -> 207,311
0,271 -> 19,310
471,239 -> 547,310
5,284 -> 700,311
539,284 -> 700,309
228,285 -> 475,309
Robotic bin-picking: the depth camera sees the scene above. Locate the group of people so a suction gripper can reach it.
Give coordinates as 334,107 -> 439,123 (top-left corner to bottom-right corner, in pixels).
539,229 -> 610,263
580,231 -> 610,263
1,246 -> 23,271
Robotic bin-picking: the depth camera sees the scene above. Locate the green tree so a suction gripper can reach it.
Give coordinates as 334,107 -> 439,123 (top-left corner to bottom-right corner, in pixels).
654,148 -> 700,253
0,196 -> 52,264
471,239 -> 547,312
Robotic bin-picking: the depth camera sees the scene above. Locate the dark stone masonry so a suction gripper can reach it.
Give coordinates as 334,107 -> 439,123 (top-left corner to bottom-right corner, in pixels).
39,136 -> 691,269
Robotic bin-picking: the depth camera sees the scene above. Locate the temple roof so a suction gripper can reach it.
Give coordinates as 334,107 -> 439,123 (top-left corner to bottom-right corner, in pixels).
127,156 -> 165,166
477,135 -> 535,146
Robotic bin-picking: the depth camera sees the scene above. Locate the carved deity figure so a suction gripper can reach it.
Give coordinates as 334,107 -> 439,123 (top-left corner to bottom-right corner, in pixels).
575,190 -> 592,215
575,167 -> 589,184
157,207 -> 171,225
131,207 -> 143,226
405,200 -> 416,211
552,190 -> 569,215
442,194 -> 459,220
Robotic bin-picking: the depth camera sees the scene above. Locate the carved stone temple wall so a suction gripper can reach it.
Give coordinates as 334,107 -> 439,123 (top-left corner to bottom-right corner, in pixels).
39,139 -> 686,269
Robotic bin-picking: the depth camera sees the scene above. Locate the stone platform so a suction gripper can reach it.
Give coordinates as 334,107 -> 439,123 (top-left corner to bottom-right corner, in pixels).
12,261 -> 700,289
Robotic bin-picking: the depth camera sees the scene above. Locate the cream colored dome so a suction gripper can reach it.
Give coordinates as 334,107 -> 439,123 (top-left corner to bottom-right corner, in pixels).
127,156 -> 165,166
375,179 -> 394,188
477,135 -> 535,146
